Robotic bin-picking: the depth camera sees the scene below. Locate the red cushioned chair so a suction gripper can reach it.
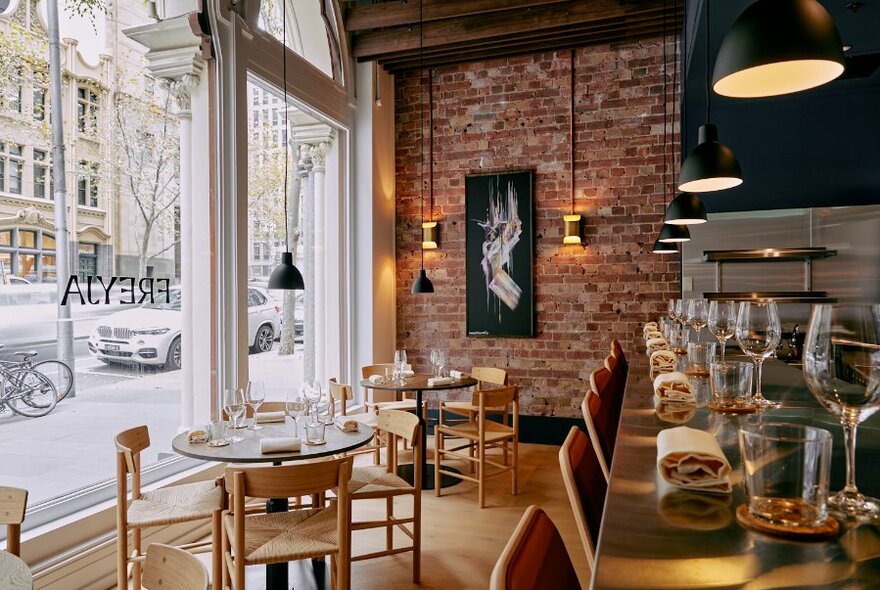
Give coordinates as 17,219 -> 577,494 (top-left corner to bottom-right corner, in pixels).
559,426 -> 608,570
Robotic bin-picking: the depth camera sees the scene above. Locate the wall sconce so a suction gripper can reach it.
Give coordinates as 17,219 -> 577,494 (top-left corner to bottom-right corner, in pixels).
422,221 -> 439,249
563,214 -> 582,245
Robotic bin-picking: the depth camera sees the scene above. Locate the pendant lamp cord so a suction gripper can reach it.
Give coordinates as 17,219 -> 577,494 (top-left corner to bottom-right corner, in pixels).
570,48 -> 575,215
419,0 -> 425,271
673,0 -> 679,180
662,0 -> 668,206
705,0 -> 711,123
282,0 -> 289,250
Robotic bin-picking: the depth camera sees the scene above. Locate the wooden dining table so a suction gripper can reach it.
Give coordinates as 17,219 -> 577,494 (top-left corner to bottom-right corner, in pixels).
172,421 -> 374,590
591,358 -> 880,589
360,374 -> 478,489
0,551 -> 31,590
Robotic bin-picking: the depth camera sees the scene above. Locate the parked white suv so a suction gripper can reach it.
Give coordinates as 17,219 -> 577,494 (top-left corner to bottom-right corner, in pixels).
88,286 -> 281,370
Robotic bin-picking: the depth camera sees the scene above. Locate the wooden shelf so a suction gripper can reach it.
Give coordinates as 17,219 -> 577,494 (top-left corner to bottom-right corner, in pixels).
704,291 -> 837,304
702,247 -> 837,262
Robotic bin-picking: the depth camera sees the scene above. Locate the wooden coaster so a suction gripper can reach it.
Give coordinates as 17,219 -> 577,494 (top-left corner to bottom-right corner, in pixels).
708,401 -> 757,414
736,504 -> 839,540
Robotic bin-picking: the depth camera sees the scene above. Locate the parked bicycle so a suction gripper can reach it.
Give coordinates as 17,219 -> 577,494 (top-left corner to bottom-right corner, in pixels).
0,344 -> 74,402
0,363 -> 57,417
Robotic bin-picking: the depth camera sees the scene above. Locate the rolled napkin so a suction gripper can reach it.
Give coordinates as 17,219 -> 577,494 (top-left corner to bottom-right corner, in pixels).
646,337 -> 669,352
450,370 -> 470,380
260,437 -> 301,454
655,400 -> 696,424
188,425 -> 209,443
255,411 -> 286,424
401,370 -> 415,378
644,321 -> 659,332
427,376 -> 453,386
650,349 -> 678,372
368,374 -> 387,385
335,416 -> 358,432
653,372 -> 695,403
644,330 -> 665,341
657,426 -> 732,494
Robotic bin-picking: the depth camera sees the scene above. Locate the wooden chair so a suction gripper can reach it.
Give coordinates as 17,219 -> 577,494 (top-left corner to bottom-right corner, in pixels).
440,366 -> 508,419
143,543 -> 208,590
559,426 -> 608,570
582,365 -> 616,480
0,486 -> 27,557
348,410 -> 422,582
435,385 -> 519,508
115,426 -> 224,590
362,364 -> 426,416
329,378 -> 382,464
221,457 -> 353,590
489,505 -> 581,590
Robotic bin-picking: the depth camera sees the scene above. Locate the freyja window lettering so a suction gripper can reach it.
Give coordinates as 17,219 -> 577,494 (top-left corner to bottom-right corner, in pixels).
61,275 -> 171,305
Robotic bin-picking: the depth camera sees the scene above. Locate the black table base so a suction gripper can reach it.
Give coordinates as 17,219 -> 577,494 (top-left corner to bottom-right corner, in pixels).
397,463 -> 463,490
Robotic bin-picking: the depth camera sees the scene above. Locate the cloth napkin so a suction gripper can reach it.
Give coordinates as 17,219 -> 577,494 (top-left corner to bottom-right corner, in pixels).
260,437 -> 301,454
653,372 -> 695,403
657,426 -> 732,494
450,370 -> 470,380
255,411 -> 286,424
644,330 -> 664,340
335,417 -> 358,432
646,337 -> 669,352
650,350 -> 677,372
643,322 -> 659,332
401,370 -> 415,378
428,376 -> 453,386
368,374 -> 387,385
188,425 -> 209,443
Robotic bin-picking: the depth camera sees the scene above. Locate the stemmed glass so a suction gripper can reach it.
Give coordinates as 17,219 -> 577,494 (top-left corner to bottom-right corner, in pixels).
285,390 -> 307,438
667,298 -> 676,321
803,304 -> 880,516
435,350 -> 447,377
304,380 -> 322,416
430,349 -> 441,377
246,381 -> 265,430
223,388 -> 246,442
674,299 -> 687,327
394,349 -> 408,384
687,298 -> 709,339
708,301 -> 737,361
735,301 -> 782,409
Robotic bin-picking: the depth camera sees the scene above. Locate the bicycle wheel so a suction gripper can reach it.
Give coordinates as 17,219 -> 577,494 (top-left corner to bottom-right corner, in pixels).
33,360 -> 74,401
3,369 -> 57,417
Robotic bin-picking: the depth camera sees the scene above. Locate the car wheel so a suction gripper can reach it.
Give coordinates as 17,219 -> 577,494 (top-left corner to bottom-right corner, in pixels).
165,337 -> 182,371
251,324 -> 274,354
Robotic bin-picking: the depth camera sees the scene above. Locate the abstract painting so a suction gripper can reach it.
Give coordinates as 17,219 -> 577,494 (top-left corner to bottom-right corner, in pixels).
465,171 -> 534,338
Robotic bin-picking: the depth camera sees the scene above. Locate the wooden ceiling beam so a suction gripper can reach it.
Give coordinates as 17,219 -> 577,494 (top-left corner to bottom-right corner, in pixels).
350,0 -> 665,60
344,0 -> 571,32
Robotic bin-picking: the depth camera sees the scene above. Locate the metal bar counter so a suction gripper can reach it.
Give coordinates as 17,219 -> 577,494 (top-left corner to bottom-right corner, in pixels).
591,359 -> 880,589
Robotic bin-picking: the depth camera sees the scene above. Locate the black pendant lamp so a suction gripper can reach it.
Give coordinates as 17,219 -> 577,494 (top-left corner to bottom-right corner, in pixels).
713,0 -> 845,98
678,0 -> 743,194
410,2 -> 434,294
268,0 -> 304,291
653,238 -> 679,254
658,222 -> 691,243
665,192 -> 707,225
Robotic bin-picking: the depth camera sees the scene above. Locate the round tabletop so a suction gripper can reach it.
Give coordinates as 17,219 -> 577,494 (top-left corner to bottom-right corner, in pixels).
172,421 -> 374,464
360,374 -> 478,392
0,551 -> 31,590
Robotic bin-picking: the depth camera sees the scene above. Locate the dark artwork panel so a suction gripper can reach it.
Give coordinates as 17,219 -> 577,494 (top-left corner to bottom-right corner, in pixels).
465,171 -> 534,338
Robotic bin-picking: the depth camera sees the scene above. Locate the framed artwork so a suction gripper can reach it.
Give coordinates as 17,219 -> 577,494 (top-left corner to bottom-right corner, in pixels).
465,170 -> 535,338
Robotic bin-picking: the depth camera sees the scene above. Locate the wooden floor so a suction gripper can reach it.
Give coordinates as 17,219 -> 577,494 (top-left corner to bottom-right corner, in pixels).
199,442 -> 590,589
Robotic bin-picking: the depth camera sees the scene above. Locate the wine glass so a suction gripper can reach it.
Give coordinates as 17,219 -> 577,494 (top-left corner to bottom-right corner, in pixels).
285,390 -> 307,437
708,301 -> 737,361
304,380 -> 322,415
735,301 -> 782,409
803,304 -> 880,516
435,349 -> 447,377
687,298 -> 709,339
246,381 -> 265,430
667,298 -> 675,320
394,349 -> 408,384
223,388 -> 246,442
430,349 -> 441,377
674,299 -> 687,327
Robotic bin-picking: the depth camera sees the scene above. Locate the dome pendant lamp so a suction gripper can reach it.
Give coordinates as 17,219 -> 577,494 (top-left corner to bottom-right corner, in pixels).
268,0 -> 304,291
411,2 -> 434,295
713,0 -> 845,99
653,238 -> 679,254
658,222 -> 691,243
678,0 -> 743,194
665,192 -> 707,225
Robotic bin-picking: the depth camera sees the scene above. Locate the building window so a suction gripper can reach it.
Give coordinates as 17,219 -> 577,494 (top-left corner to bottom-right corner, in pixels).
77,86 -> 100,134
78,243 -> 98,280
2,67 -> 22,113
77,160 -> 100,207
0,142 -> 23,195
0,229 -> 56,283
34,149 -> 48,198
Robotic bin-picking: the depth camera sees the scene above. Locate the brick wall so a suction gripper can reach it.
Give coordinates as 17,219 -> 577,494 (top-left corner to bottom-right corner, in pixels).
394,37 -> 680,417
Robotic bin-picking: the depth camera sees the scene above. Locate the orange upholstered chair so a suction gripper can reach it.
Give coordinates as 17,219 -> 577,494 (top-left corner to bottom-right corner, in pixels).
490,505 -> 581,590
559,426 -> 608,569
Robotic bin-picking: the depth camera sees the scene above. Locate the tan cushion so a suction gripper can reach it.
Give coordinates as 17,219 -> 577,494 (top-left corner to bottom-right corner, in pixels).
348,466 -> 414,497
128,480 -> 222,527
437,421 -> 514,443
224,506 -> 338,565
372,399 -> 419,411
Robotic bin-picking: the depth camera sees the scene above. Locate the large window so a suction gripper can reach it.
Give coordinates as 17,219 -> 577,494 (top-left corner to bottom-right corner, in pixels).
0,142 -> 23,194
77,160 -> 99,207
0,228 -> 55,282
76,86 -> 100,134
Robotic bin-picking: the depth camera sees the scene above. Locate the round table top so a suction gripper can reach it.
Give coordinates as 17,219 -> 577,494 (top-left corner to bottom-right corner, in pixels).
0,551 -> 31,590
172,421 -> 374,464
360,374 -> 478,392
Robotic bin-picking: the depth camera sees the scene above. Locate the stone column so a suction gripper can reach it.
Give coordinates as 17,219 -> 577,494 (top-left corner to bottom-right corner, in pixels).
299,147 -> 316,383
308,141 -> 331,384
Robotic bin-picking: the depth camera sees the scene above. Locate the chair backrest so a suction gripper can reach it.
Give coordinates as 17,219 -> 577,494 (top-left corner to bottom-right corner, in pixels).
489,505 -> 581,590
559,426 -> 607,570
378,409 -> 419,442
610,339 -> 629,383
0,486 -> 27,556
472,366 -> 507,388
143,543 -> 208,590
589,366 -> 613,399
329,378 -> 354,414
223,400 -> 286,420
225,456 -> 352,502
378,409 -> 422,487
362,364 -> 393,379
580,392 -> 611,480
115,425 -> 150,475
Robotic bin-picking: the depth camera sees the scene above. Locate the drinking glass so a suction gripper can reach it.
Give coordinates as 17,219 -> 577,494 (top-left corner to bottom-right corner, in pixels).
686,342 -> 716,377
222,388 -> 246,442
687,298 -> 709,339
803,304 -> 880,516
304,380 -> 322,415
305,420 -> 326,445
430,349 -> 440,377
285,391 -> 307,438
315,401 -> 334,425
246,381 -> 265,430
735,301 -> 782,409
709,361 -> 753,408
739,423 -> 832,527
669,324 -> 690,356
435,349 -> 447,377
394,349 -> 408,384
708,300 -> 737,361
